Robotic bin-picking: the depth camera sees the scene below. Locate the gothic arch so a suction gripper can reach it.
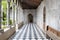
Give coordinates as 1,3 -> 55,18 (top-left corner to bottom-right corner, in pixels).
28,14 -> 33,23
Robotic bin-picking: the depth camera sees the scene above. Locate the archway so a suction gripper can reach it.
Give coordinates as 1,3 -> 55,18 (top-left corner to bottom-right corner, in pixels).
28,14 -> 33,23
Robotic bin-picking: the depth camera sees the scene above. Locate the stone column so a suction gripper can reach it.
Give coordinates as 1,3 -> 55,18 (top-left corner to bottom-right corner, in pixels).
17,1 -> 19,24
12,0 -> 15,26
15,0 -> 19,30
0,0 -> 2,29
15,4 -> 16,25
7,0 -> 11,27
15,0 -> 17,25
15,0 -> 18,25
17,10 -> 19,24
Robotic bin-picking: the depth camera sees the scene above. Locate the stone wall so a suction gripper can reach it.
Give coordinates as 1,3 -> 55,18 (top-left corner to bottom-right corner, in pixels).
36,1 -> 44,30
36,0 -> 60,31
23,9 -> 36,24
46,0 -> 60,31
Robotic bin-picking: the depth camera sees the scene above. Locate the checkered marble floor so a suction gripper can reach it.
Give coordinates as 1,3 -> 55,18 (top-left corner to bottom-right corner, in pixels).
9,23 -> 49,40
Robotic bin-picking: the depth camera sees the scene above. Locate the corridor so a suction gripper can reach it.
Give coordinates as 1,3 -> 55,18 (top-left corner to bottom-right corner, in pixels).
0,0 -> 60,40
9,23 -> 47,40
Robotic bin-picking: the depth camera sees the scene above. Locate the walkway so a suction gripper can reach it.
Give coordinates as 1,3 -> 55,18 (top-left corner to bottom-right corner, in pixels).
9,23 -> 48,40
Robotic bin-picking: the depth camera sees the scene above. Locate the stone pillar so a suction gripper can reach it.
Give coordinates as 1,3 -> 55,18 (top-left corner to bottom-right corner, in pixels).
15,0 -> 18,25
15,4 -> 16,24
0,1 -> 1,28
17,1 -> 19,24
7,0 -> 11,27
17,1 -> 19,25
12,0 -> 15,26
15,0 -> 19,30
15,0 -> 18,28
18,7 -> 19,24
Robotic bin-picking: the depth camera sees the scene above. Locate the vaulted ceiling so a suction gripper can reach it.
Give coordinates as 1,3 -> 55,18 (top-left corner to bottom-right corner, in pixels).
18,0 -> 43,9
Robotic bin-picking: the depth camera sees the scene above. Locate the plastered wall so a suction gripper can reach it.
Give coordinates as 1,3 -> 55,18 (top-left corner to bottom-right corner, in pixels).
46,0 -> 60,31
36,1 -> 44,30
36,0 -> 60,31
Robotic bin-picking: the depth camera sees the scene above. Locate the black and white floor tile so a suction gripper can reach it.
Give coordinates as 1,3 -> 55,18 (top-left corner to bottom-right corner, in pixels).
9,23 -> 49,40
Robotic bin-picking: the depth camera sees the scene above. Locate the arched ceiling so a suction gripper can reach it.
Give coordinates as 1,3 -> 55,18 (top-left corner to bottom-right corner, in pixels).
18,0 -> 43,9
